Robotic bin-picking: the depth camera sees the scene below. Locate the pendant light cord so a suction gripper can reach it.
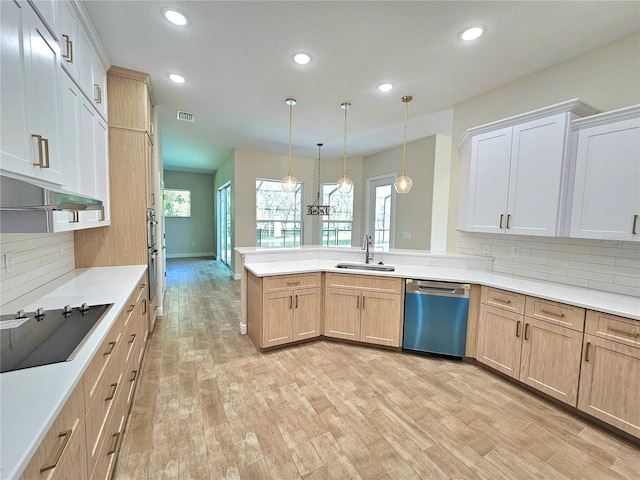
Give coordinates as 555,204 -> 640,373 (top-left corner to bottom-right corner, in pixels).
402,97 -> 409,176
316,143 -> 323,203
342,102 -> 350,177
288,102 -> 293,176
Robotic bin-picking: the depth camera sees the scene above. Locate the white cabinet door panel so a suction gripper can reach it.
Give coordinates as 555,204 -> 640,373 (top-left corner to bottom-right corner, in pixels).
570,118 -> 640,240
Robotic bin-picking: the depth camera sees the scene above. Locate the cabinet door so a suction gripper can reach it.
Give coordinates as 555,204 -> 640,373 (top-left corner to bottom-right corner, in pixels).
1,0 -> 30,173
570,118 -> 640,240
578,334 -> 640,438
92,52 -> 107,119
83,113 -> 109,228
24,5 -> 64,184
76,22 -> 94,101
465,127 -> 512,233
359,291 -> 402,347
146,136 -> 155,207
28,0 -> 59,36
519,318 -> 582,406
292,288 -> 321,341
324,288 -> 361,341
58,0 -> 77,79
507,113 -> 568,236
262,291 -> 293,347
476,305 -> 523,378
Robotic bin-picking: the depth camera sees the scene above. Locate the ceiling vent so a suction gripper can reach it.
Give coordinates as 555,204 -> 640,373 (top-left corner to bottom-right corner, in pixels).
177,111 -> 195,122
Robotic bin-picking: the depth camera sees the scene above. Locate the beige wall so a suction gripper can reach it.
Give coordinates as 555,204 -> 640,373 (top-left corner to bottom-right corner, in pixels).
448,32 -> 640,250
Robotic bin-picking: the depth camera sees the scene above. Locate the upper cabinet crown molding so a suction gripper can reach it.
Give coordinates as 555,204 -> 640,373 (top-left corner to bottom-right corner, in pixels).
572,104 -> 640,130
457,99 -> 599,149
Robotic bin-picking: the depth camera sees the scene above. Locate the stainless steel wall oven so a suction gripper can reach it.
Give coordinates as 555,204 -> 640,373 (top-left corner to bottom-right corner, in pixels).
147,208 -> 158,300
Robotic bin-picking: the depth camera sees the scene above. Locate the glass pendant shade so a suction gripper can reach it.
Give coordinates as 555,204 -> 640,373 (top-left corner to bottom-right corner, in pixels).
336,175 -> 354,194
282,98 -> 298,192
282,173 -> 298,192
394,174 -> 412,194
336,102 -> 353,194
394,95 -> 413,194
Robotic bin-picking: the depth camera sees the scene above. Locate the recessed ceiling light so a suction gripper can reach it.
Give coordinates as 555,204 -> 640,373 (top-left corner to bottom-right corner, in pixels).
293,53 -> 311,65
168,73 -> 186,84
460,26 -> 484,41
378,83 -> 393,93
163,8 -> 189,26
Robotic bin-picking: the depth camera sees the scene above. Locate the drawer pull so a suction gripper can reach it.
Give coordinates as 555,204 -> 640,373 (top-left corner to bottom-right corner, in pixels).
129,333 -> 136,344
39,429 -> 72,472
104,341 -> 116,356
105,382 -> 118,401
140,283 -> 146,289
127,304 -> 135,313
286,281 -> 301,286
516,320 -> 521,338
524,323 -> 530,340
130,370 -> 138,382
493,297 -> 511,304
142,299 -> 147,315
540,309 -> 565,318
107,431 -> 121,455
606,326 -> 640,341
584,342 -> 591,362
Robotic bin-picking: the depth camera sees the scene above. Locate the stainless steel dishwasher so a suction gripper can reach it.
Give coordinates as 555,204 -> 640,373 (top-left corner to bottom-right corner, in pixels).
402,279 -> 470,357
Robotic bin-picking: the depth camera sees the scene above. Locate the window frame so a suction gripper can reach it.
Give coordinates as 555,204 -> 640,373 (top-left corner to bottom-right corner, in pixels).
163,188 -> 192,218
255,178 -> 304,247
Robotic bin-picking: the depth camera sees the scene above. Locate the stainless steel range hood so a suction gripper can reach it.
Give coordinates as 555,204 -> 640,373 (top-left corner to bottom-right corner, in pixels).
0,175 -> 104,233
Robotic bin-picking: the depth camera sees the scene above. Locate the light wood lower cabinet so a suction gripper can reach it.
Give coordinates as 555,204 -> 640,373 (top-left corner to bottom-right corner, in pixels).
477,287 -> 585,406
324,273 -> 403,348
577,312 -> 640,438
247,272 -> 321,349
19,382 -> 86,480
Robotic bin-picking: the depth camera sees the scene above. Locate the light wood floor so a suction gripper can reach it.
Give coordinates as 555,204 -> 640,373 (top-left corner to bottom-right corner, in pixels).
114,258 -> 639,480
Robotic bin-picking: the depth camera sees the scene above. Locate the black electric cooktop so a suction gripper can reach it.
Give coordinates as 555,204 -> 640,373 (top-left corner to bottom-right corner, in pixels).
0,303 -> 112,374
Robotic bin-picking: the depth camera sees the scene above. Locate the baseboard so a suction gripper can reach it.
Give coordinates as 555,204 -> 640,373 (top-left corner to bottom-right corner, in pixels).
166,252 -> 216,259
233,273 -> 241,280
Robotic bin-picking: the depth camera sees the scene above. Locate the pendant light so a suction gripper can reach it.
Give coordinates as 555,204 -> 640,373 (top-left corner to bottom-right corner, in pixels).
336,102 -> 354,194
307,143 -> 331,215
282,98 -> 298,192
394,95 -> 413,194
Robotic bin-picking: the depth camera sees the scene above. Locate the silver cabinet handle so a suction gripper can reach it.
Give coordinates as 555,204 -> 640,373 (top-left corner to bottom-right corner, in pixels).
499,214 -> 504,229
633,214 -> 639,235
506,214 -> 511,229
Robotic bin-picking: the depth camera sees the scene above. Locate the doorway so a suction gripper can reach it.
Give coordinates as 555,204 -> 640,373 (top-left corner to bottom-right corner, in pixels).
365,174 -> 396,249
217,182 -> 231,267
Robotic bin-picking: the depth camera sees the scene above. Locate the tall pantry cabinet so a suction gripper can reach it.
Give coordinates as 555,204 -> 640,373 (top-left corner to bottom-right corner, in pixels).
75,66 -> 160,332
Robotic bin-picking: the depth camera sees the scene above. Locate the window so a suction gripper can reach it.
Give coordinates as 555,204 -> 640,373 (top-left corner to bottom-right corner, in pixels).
163,189 -> 191,217
256,179 -> 303,247
373,184 -> 392,249
321,184 -> 354,246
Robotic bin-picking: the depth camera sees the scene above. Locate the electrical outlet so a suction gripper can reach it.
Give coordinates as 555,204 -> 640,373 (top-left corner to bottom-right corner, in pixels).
4,253 -> 15,273
510,246 -> 521,259
403,232 -> 411,240
266,254 -> 275,262
303,252 -> 313,259
482,244 -> 491,255
426,258 -> 438,266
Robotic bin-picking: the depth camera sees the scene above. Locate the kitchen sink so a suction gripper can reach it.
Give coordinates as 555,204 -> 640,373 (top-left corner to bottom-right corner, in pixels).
335,262 -> 395,272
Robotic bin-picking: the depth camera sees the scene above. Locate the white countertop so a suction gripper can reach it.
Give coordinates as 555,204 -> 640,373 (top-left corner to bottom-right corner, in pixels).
244,260 -> 640,321
0,265 -> 147,480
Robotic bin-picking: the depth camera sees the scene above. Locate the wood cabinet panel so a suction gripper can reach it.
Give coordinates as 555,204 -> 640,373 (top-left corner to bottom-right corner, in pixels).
585,310 -> 640,349
519,318 -> 583,405
292,288 -> 321,341
262,291 -> 294,347
325,273 -> 402,294
360,291 -> 402,347
524,296 -> 585,331
578,333 -> 640,438
481,287 -> 525,314
324,287 -> 361,341
476,304 -> 523,377
264,273 -> 321,292
19,383 -> 85,480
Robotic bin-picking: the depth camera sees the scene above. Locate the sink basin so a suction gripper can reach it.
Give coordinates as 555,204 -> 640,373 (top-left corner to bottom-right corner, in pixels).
335,262 -> 395,272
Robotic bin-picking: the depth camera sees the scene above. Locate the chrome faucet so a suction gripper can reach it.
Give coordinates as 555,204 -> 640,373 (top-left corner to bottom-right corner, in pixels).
362,235 -> 373,264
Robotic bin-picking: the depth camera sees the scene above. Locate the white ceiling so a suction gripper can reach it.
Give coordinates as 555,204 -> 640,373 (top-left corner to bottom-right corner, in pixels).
83,1 -> 640,173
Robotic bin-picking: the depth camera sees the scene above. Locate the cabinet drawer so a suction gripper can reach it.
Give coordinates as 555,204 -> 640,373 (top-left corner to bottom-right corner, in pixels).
585,310 -> 640,349
481,287 -> 525,314
325,273 -> 402,294
89,383 -> 127,480
85,339 -> 125,471
263,273 -> 321,292
83,312 -> 125,411
20,382 -> 85,480
122,282 -> 146,331
525,296 -> 585,331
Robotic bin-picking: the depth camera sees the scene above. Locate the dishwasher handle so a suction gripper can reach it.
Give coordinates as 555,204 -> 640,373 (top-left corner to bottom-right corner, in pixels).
417,285 -> 457,294
405,280 -> 469,298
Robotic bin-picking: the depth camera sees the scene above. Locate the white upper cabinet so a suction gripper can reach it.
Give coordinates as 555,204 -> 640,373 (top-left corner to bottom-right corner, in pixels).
457,99 -> 598,236
568,106 -> 640,241
58,0 -> 108,120
28,0 -> 58,37
1,0 -> 65,185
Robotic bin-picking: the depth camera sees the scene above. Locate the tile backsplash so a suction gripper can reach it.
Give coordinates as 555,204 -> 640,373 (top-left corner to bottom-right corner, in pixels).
0,232 -> 75,307
457,231 -> 640,297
